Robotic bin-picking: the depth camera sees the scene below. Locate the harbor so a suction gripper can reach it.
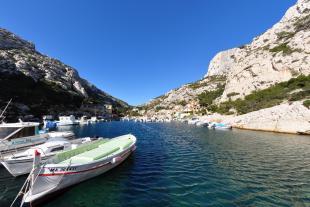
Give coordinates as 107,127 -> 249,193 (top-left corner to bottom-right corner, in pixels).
1,121 -> 309,206
0,0 -> 309,206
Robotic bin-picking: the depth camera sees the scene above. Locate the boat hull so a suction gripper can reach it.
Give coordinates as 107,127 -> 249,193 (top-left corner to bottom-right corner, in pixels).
0,131 -> 74,157
24,144 -> 136,203
1,154 -> 54,177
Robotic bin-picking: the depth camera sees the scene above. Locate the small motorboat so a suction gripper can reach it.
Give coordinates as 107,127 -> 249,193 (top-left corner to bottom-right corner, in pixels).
196,121 -> 209,127
188,118 -> 199,125
208,122 -> 232,130
20,134 -> 136,205
78,116 -> 90,125
1,137 -> 97,177
56,115 -> 79,126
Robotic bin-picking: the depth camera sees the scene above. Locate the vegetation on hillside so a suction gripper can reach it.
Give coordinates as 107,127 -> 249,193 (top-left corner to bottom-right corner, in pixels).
303,100 -> 310,109
197,84 -> 225,107
0,72 -> 84,119
269,42 -> 301,55
207,75 -> 310,115
276,31 -> 295,40
293,14 -> 310,32
188,75 -> 226,89
0,71 -> 128,120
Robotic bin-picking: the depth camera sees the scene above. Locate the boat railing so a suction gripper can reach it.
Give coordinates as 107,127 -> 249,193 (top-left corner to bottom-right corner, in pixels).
0,99 -> 12,124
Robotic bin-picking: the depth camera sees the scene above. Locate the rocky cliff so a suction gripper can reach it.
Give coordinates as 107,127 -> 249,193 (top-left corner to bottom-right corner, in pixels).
136,0 -> 310,133
0,28 -> 128,120
209,0 -> 310,102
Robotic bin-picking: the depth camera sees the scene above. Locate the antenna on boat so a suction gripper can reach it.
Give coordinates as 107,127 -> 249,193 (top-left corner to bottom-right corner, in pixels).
0,99 -> 12,123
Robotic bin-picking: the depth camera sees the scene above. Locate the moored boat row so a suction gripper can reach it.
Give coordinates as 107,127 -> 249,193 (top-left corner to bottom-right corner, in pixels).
121,116 -> 232,130
1,137 -> 104,177
11,134 -> 137,206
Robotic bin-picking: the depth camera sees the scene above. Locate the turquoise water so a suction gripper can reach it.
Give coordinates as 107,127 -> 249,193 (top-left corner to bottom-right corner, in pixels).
1,121 -> 310,206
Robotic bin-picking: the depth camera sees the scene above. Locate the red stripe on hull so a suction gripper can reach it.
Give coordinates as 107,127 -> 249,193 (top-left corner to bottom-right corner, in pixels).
39,149 -> 133,177
39,162 -> 111,176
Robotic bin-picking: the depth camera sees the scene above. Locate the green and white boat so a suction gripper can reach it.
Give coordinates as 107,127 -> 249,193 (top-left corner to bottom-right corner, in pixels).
21,134 -> 137,204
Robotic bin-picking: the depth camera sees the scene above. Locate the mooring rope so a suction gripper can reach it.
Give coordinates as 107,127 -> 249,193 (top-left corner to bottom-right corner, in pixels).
10,168 -> 34,207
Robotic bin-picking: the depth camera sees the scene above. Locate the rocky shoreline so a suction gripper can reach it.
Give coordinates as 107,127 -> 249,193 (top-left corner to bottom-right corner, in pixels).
126,101 -> 310,135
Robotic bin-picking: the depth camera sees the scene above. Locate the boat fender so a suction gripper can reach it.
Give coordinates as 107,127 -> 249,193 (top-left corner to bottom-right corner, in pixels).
111,156 -> 122,164
32,149 -> 41,186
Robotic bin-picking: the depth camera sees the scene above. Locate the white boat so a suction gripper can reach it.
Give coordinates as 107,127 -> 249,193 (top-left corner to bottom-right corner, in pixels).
188,118 -> 199,125
78,116 -> 89,125
196,121 -> 209,127
1,137 -> 96,177
21,134 -> 136,204
208,122 -> 232,130
90,116 -> 98,123
0,122 -> 74,156
56,115 -> 79,126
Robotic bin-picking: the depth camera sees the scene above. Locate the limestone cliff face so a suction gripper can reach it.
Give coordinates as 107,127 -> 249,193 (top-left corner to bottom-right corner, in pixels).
138,0 -> 310,125
207,0 -> 310,102
0,28 -> 128,119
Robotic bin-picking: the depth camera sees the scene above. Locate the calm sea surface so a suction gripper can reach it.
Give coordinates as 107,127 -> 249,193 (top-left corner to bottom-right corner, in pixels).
1,121 -> 310,207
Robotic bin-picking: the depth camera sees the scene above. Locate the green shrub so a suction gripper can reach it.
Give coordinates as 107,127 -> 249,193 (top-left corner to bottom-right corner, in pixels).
214,75 -> 310,115
178,100 -> 187,106
294,14 -> 310,32
155,106 -> 165,111
207,75 -> 227,82
129,110 -> 140,117
188,81 -> 206,89
289,90 -> 310,101
303,100 -> 310,109
270,43 -> 294,54
198,85 -> 225,107
227,92 -> 240,98
270,42 -> 302,55
276,31 -> 295,40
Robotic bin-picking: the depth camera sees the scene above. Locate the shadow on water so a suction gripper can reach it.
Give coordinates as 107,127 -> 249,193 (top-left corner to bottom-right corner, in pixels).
1,121 -> 310,207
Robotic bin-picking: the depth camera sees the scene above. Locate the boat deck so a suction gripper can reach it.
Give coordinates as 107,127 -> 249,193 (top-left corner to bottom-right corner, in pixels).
57,135 -> 134,164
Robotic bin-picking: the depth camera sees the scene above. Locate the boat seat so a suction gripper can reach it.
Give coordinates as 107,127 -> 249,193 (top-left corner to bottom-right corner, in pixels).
59,135 -> 134,164
55,139 -> 108,163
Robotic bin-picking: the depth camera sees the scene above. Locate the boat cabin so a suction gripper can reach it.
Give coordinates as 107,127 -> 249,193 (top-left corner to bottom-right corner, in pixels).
11,140 -> 72,159
0,122 -> 40,140
59,115 -> 76,122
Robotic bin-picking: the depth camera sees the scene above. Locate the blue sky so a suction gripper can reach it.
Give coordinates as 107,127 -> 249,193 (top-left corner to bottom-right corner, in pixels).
0,0 -> 295,105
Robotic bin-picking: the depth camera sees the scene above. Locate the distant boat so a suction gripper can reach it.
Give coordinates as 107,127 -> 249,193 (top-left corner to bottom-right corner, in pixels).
196,121 -> 209,127
188,118 -> 199,125
90,116 -> 98,123
1,137 -> 99,177
21,134 -> 137,204
208,122 -> 232,130
56,115 -> 79,126
78,116 -> 90,125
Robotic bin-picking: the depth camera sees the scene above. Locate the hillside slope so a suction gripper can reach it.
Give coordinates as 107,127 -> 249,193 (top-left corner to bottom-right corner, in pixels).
0,28 -> 128,120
